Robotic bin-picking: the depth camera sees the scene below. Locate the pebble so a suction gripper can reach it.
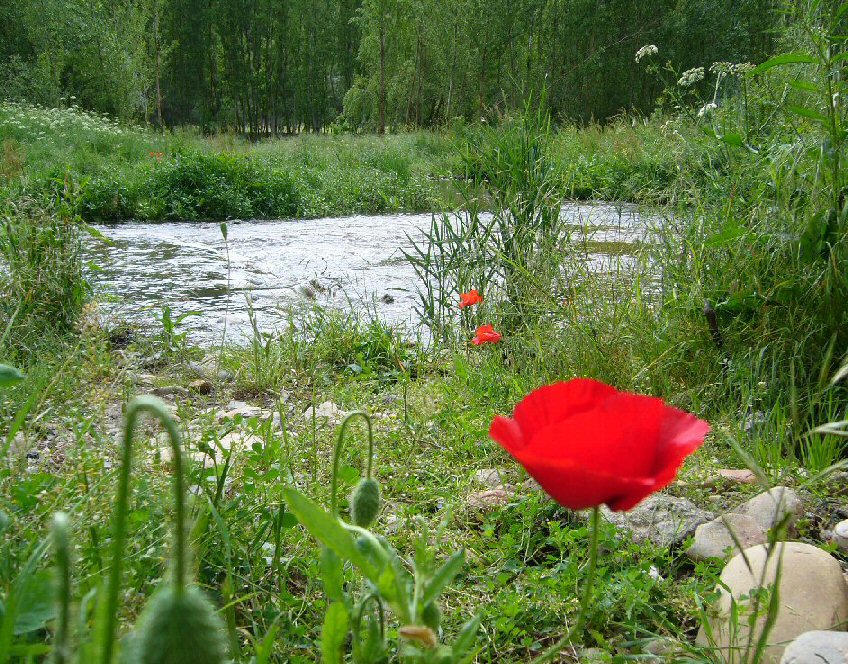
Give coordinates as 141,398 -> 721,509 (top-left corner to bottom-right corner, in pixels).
780,631 -> 848,663
470,468 -> 507,489
697,542 -> 848,663
151,385 -> 190,398
832,519 -> 848,554
303,401 -> 351,424
466,487 -> 515,511
188,379 -> 213,395
600,494 -> 715,547
736,486 -> 804,534
687,513 -> 768,561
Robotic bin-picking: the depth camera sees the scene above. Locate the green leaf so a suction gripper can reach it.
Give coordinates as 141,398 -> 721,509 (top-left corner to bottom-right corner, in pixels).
14,569 -> 56,635
82,223 -> 114,246
338,465 -> 360,486
451,614 -> 482,663
282,488 -> 378,579
0,364 -> 24,389
788,105 -> 829,123
788,79 -> 823,94
752,52 -> 819,75
320,548 -> 346,602
718,132 -> 745,148
421,551 -> 465,607
321,602 -> 349,664
704,224 -> 746,247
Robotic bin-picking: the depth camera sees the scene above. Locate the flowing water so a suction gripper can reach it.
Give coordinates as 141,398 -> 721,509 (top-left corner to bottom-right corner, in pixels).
87,202 -> 651,344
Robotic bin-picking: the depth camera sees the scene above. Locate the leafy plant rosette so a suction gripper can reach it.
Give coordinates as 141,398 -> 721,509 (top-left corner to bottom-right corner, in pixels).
489,378 -> 710,662
283,411 -> 481,663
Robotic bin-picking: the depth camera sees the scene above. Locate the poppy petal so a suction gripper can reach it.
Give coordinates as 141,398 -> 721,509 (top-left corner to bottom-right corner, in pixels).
489,415 -> 526,453
509,452 -> 654,511
526,394 -> 665,480
512,379 -> 619,444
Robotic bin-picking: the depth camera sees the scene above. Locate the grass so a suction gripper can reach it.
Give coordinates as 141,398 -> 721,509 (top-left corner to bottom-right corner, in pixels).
2,23 -> 848,657
0,102 -> 723,223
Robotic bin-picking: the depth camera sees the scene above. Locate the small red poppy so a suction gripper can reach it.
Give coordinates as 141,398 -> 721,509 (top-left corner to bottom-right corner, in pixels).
489,378 -> 709,511
472,324 -> 501,345
459,289 -> 484,309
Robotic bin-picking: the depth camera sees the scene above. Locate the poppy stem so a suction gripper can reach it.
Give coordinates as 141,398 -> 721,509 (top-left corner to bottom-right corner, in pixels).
531,505 -> 601,664
330,411 -> 374,516
98,397 -> 186,664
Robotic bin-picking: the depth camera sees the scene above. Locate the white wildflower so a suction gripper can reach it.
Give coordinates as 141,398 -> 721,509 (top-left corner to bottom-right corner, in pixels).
697,102 -> 718,118
678,67 -> 705,87
635,44 -> 659,63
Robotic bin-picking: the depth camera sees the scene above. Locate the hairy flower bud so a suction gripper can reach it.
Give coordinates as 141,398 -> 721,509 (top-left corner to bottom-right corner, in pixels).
134,587 -> 228,664
350,478 -> 380,528
421,601 -> 441,631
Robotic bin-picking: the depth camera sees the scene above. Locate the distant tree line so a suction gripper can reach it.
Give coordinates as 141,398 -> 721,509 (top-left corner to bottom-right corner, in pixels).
0,0 -> 780,134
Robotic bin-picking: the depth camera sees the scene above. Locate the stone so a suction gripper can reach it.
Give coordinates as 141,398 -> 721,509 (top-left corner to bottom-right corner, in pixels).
470,468 -> 507,489
687,513 -> 768,561
737,486 -> 804,534
702,469 -> 758,487
600,494 -> 715,547
466,487 -> 515,511
303,401 -> 350,424
780,631 -> 848,663
697,542 -> 848,663
833,520 -> 848,554
188,379 -> 213,395
642,637 -> 681,658
218,401 -> 266,421
719,469 -> 758,484
151,385 -> 190,399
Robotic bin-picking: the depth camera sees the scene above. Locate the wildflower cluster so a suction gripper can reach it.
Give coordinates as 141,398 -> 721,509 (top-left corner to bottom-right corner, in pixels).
709,61 -> 755,77
0,101 -> 130,141
677,67 -> 705,87
634,44 -> 659,63
697,102 -> 718,118
458,289 -> 502,345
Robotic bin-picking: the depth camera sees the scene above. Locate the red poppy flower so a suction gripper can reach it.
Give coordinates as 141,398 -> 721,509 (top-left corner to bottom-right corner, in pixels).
472,324 -> 501,345
459,289 -> 484,309
489,378 -> 709,511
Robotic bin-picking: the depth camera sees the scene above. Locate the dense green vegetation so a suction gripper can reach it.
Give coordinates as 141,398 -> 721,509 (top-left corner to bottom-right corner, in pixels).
1,0 -> 848,662
1,0 -> 778,133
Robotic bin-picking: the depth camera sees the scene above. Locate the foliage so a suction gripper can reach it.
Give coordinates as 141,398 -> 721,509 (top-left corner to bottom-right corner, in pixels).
1,0 -> 779,132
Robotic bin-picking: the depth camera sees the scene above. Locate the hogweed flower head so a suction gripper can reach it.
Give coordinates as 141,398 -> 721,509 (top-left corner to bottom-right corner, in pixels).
678,67 -> 705,87
698,102 -> 718,118
635,44 -> 658,63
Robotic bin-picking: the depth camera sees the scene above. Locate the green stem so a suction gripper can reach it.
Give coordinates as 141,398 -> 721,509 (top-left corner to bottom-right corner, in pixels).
99,397 -> 186,664
329,411 -> 375,516
531,506 -> 600,664
51,512 -> 71,664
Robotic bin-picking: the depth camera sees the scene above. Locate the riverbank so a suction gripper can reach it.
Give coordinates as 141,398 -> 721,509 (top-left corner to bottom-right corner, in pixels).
0,102 -> 726,222
2,75 -> 848,660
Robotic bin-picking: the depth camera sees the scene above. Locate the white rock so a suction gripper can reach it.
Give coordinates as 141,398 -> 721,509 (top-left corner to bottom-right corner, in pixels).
466,487 -> 515,511
697,542 -> 848,663
600,494 -> 714,547
303,401 -> 350,424
470,468 -> 507,489
687,513 -> 768,561
217,401 -> 268,421
833,520 -> 848,554
737,486 -> 804,533
780,630 -> 848,663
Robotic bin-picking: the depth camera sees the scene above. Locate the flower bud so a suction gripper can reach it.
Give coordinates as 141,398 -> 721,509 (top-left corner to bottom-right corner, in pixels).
350,478 -> 380,528
134,587 -> 228,664
421,601 -> 441,631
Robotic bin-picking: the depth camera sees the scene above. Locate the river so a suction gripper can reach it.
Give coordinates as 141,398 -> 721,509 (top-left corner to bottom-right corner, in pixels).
87,202 -> 650,344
